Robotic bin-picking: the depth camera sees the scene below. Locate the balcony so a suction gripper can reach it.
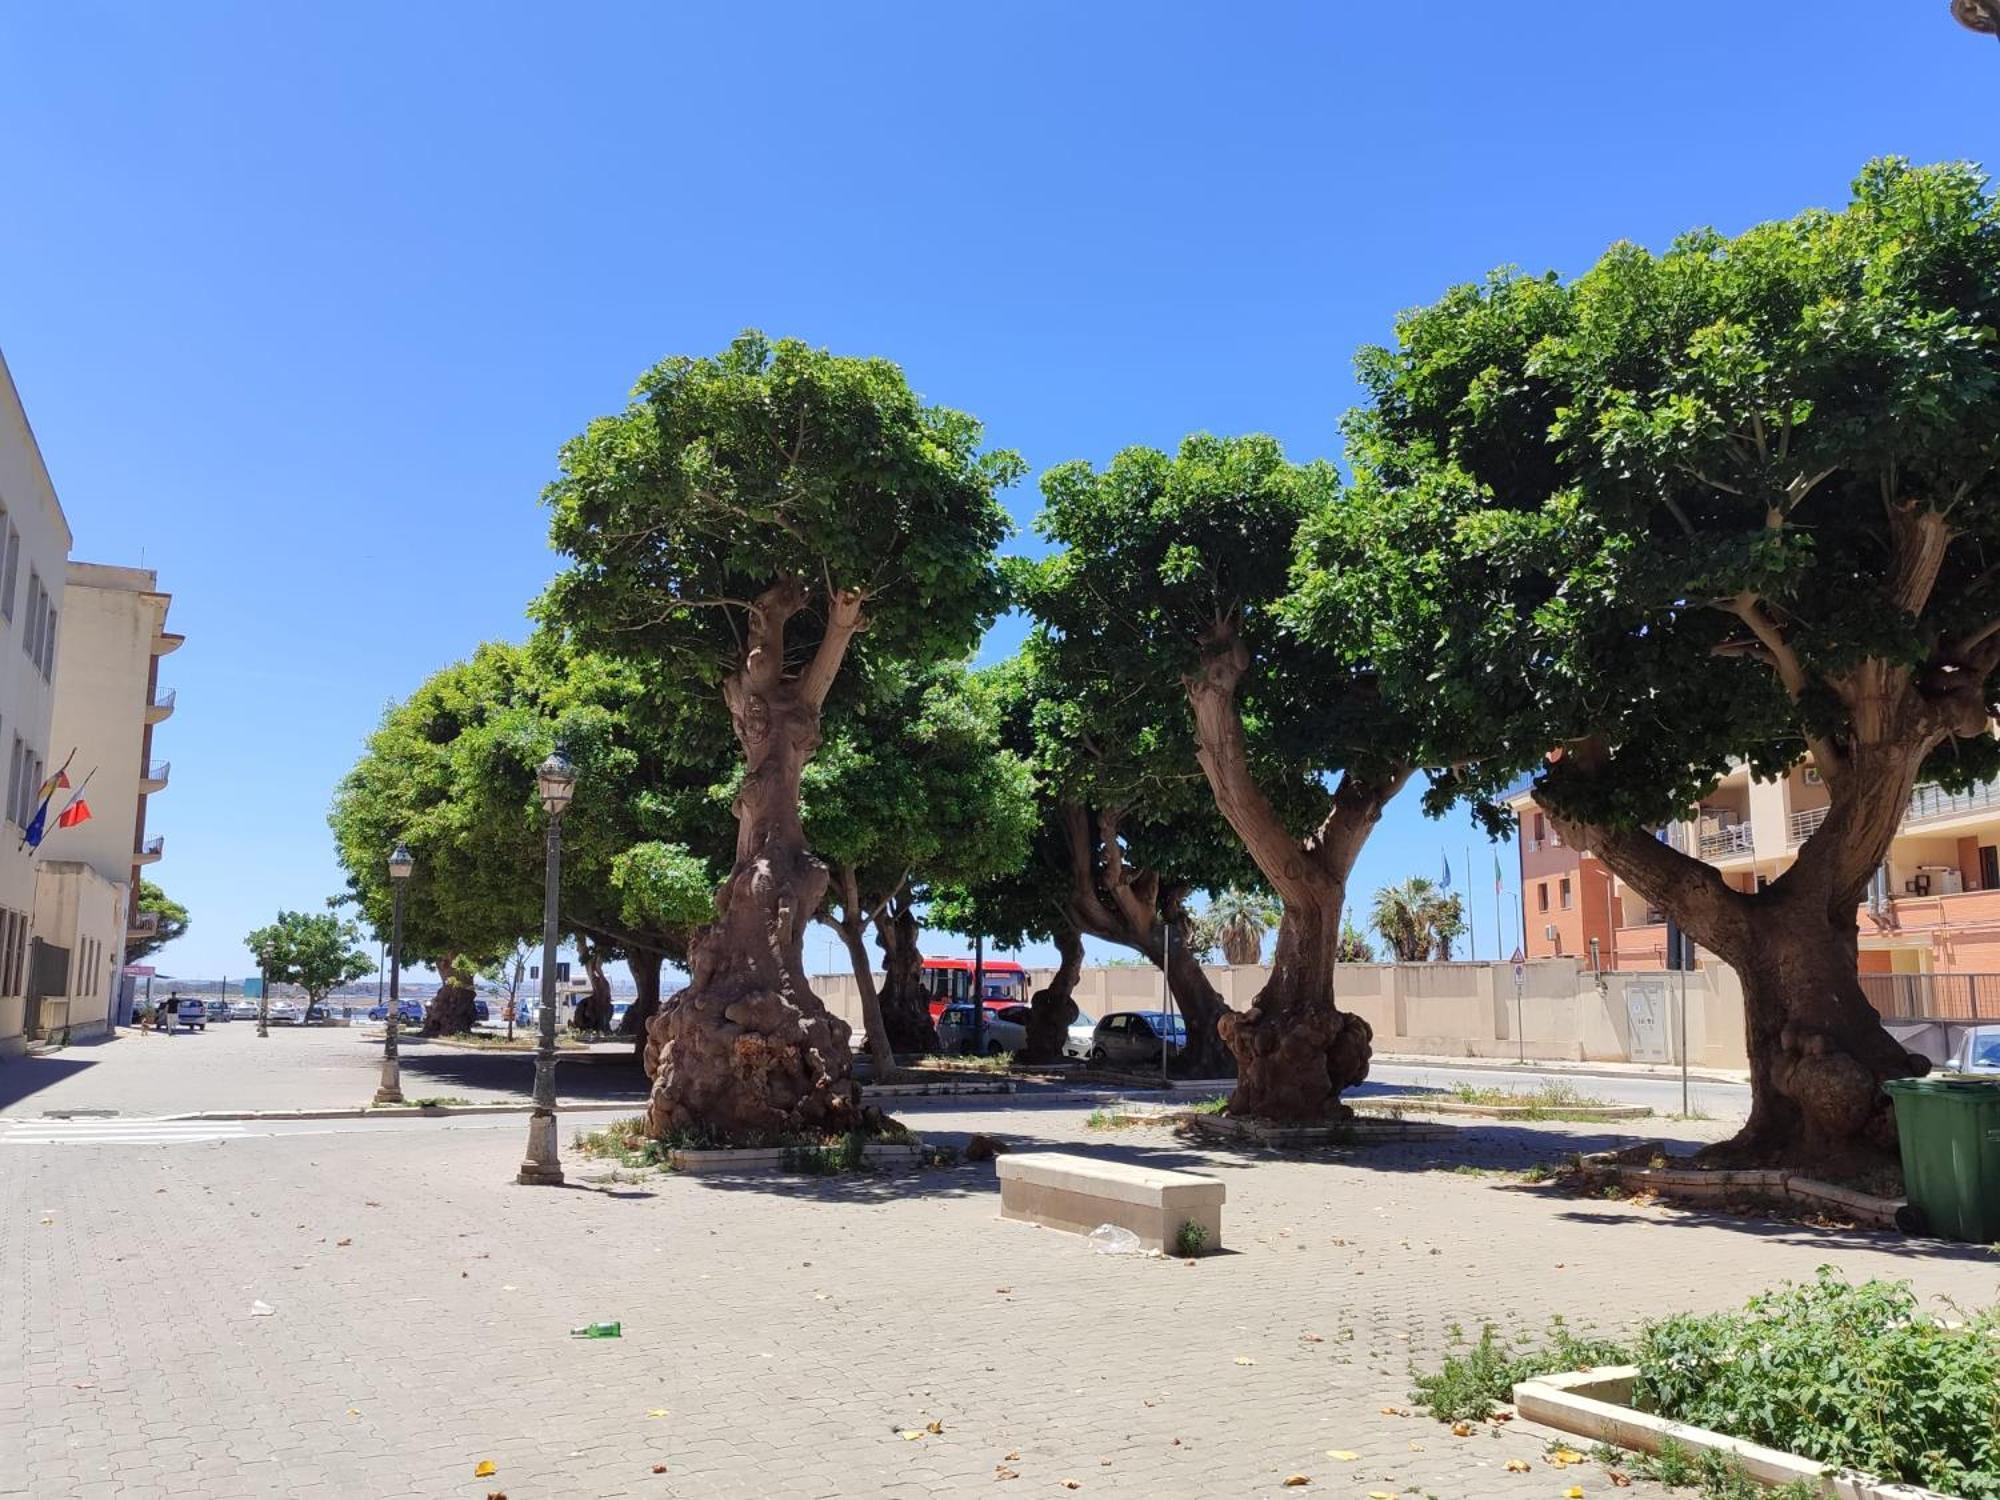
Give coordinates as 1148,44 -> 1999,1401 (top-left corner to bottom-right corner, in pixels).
127,910 -> 159,939
140,760 -> 169,794
151,631 -> 186,657
1904,778 -> 2000,829
1787,805 -> 1830,846
1697,823 -> 1754,860
145,688 -> 176,724
1612,921 -> 1669,968
134,835 -> 164,865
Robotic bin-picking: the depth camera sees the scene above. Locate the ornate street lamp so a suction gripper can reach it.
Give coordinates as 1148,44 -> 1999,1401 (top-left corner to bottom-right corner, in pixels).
374,842 -> 414,1106
1955,0 -> 2000,36
519,750 -> 575,1185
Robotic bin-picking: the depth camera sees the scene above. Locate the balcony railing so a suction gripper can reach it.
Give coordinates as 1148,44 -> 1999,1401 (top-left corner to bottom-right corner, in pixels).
141,760 -> 169,791
1697,824 -> 1754,859
1905,779 -> 2000,828
128,911 -> 159,935
145,688 -> 176,722
136,835 -> 164,862
1861,971 -> 2000,1022
1787,805 -> 1830,846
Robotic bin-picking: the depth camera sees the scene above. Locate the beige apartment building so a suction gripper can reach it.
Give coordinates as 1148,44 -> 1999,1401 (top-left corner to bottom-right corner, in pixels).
0,352 -> 76,1057
34,562 -> 181,1038
1510,761 -> 2000,989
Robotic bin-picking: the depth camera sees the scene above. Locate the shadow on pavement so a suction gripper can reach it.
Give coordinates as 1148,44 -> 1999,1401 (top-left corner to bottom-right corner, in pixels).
1549,1204 -> 2000,1263
0,1047 -> 102,1114
392,1048 -> 651,1106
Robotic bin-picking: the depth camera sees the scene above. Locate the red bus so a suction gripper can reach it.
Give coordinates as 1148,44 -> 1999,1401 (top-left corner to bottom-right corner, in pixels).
921,956 -> 1030,1019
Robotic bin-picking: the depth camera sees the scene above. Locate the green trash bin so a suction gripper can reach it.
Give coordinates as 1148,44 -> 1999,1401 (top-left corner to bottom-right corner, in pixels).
1884,1075 -> 2000,1242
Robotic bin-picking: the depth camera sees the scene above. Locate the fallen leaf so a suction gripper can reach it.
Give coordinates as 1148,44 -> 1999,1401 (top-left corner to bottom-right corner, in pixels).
1565,1489 -> 1584,1499
1299,1332 -> 1324,1343
995,1466 -> 1018,1480
1281,1477 -> 1309,1488
1504,1459 -> 1532,1473
651,1465 -> 667,1474
646,1409 -> 669,1418
1004,1451 -> 1020,1461
1369,1492 -> 1395,1499
1608,1472 -> 1632,1488
1325,1450 -> 1358,1461
336,1238 -> 352,1247
474,1460 -> 497,1478
1062,1483 -> 1081,1491
995,1286 -> 1012,1294
346,1408 -> 359,1417
900,1430 -> 922,1441
1549,1448 -> 1586,1466
1378,1406 -> 1404,1417
926,1420 -> 944,1435
1450,1421 -> 1473,1437
1233,1357 -> 1255,1366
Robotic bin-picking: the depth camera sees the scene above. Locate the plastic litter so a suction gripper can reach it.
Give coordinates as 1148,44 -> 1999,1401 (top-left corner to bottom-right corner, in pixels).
1087,1224 -> 1143,1255
569,1321 -> 621,1338
249,1300 -> 274,1317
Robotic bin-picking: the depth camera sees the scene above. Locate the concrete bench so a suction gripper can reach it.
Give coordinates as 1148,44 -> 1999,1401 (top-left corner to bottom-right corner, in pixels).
995,1151 -> 1225,1252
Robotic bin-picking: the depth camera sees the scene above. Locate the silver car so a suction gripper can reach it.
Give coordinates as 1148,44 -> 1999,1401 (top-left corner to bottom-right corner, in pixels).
935,1003 -> 1028,1056
1085,1011 -> 1187,1067
1947,1024 -> 2000,1074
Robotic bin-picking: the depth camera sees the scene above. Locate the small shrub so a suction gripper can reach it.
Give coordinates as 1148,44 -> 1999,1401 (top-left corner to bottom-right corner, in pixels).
1084,1108 -> 1114,1130
1412,1316 -> 1630,1422
1189,1095 -> 1230,1115
1173,1219 -> 1209,1258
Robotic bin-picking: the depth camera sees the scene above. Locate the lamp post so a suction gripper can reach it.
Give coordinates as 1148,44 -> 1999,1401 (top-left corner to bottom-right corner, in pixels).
519,749 -> 574,1186
256,958 -> 269,1039
374,842 -> 413,1106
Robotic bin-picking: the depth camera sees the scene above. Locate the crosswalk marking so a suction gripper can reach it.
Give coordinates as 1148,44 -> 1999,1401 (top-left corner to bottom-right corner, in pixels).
0,1116 -> 250,1146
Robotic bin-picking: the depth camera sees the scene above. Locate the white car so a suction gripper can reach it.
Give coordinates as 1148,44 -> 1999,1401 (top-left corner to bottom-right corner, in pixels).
1063,1009 -> 1098,1060
155,996 -> 206,1032
1947,1024 -> 2000,1075
267,1000 -> 304,1025
229,998 -> 260,1021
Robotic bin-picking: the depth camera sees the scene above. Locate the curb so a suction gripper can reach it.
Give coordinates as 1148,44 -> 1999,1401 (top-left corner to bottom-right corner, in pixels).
1357,1095 -> 1654,1121
161,1102 -> 624,1122
1374,1054 -> 1749,1086
1578,1151 -> 1906,1229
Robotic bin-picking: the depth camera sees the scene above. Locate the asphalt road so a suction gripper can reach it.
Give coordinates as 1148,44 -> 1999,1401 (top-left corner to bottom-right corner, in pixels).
1359,1060 -> 1749,1120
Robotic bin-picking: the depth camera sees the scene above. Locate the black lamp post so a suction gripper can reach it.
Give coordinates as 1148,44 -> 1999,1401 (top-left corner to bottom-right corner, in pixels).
518,750 -> 574,1186
374,841 -> 413,1106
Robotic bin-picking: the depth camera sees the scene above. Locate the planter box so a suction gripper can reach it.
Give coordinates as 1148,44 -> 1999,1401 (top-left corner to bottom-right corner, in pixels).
1579,1154 -> 1906,1229
1190,1113 -> 1449,1147
1514,1367 -> 1956,1499
1358,1095 -> 1652,1121
667,1142 -> 926,1175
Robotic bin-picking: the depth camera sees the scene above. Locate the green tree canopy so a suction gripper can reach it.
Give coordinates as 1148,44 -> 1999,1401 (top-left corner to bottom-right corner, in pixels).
538,332 -> 1021,1140
246,910 -> 375,1005
126,879 -> 188,962
1319,158 -> 2000,1164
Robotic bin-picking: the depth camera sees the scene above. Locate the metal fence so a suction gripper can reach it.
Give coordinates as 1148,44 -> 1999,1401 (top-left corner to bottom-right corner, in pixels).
1859,971 -> 2000,1021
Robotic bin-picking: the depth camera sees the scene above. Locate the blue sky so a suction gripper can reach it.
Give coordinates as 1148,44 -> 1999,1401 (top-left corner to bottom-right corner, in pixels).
0,3 -> 1988,983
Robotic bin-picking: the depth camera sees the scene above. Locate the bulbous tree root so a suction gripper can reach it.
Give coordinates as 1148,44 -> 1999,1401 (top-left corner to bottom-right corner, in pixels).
1697,1019 -> 1928,1174
1219,1002 -> 1371,1122
422,982 -> 478,1037
642,983 -> 870,1141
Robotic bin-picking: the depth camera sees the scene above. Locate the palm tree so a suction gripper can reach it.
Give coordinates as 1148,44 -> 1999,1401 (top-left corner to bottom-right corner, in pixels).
1425,891 -> 1467,960
1370,877 -> 1465,962
1195,887 -> 1280,965
1337,920 -> 1376,963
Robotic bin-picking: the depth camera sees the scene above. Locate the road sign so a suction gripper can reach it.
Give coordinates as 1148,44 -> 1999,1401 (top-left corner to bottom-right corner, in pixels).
1512,960 -> 1525,989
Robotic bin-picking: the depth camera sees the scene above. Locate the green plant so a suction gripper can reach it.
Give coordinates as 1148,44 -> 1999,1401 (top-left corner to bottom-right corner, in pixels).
1189,1095 -> 1230,1115
410,1096 -> 471,1108
1520,1163 -> 1555,1184
1410,1317 -> 1629,1422
1636,1271 -> 2000,1497
1173,1219 -> 1209,1257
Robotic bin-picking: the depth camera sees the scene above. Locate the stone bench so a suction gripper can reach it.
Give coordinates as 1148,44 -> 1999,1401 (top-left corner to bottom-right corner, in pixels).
995,1151 -> 1224,1252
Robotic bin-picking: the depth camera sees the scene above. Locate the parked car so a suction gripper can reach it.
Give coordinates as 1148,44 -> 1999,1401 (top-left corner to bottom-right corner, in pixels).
934,1001 -> 1028,1056
229,998 -> 260,1021
1062,1009 -> 1098,1060
1948,1024 -> 2000,1074
366,999 -> 424,1026
1085,1011 -> 1186,1067
157,995 -> 206,1032
473,999 -> 490,1023
267,999 -> 304,1025
204,998 -> 232,1022
609,1001 -> 630,1032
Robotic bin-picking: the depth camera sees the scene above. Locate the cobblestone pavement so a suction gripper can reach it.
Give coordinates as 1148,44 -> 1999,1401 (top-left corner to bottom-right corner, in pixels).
0,1024 -> 650,1118
5,1091 -> 1996,1499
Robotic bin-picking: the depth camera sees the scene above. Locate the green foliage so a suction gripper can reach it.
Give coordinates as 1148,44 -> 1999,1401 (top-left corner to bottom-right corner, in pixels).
1411,1317 -> 1629,1421
126,879 -> 188,962
539,331 -> 1021,703
1370,876 -> 1467,961
1173,1219 -> 1209,1257
1635,1270 -> 2000,1496
244,910 -> 375,1004
1336,920 -> 1376,963
1318,159 -> 2000,835
608,841 -> 715,935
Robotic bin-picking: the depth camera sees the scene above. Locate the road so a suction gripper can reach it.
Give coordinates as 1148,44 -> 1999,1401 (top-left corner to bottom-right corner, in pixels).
1359,1061 -> 1749,1121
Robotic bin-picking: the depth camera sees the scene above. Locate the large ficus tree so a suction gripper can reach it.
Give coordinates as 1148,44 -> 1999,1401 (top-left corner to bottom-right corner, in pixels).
1022,436 -> 1419,1116
540,333 -> 1019,1139
801,660 -> 1036,1072
1331,159 -> 2000,1166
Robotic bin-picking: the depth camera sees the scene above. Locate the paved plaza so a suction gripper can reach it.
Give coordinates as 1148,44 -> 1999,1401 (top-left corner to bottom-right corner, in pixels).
3,1029 -> 1991,1497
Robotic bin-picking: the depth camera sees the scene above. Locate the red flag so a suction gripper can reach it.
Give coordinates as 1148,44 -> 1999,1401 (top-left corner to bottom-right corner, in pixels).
55,797 -> 90,830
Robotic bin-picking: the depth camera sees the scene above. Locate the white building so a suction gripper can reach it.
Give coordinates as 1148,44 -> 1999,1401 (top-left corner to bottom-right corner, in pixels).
36,562 -> 181,1038
0,351 -> 75,1057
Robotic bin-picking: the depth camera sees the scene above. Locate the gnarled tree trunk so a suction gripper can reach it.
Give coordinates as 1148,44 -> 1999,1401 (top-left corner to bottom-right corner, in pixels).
1186,625 -> 1409,1121
1020,925 -> 1083,1064
872,899 -> 939,1054
1164,912 -> 1232,1077
620,945 -> 666,1043
824,867 -> 897,1078
572,938 -> 614,1032
643,581 -> 868,1141
422,949 -> 478,1036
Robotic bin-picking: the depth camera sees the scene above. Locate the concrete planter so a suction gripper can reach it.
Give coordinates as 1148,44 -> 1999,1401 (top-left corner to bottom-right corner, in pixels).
1190,1113 -> 1449,1146
1513,1367 -> 1956,1499
667,1142 -> 927,1175
865,1080 -> 1014,1098
1357,1095 -> 1652,1121
1579,1153 -> 1906,1229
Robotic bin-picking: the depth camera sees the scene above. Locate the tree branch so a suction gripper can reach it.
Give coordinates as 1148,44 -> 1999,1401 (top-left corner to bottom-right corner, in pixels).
796,587 -> 866,710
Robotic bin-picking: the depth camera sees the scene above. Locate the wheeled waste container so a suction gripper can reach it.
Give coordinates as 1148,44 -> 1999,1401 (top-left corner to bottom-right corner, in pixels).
1883,1075 -> 2000,1241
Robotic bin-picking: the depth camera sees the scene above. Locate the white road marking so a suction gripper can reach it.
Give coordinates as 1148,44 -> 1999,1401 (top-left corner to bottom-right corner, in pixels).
0,1117 -> 251,1146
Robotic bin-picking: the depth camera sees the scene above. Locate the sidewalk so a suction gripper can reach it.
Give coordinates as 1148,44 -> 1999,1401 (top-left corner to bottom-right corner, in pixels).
1371,1052 -> 1749,1085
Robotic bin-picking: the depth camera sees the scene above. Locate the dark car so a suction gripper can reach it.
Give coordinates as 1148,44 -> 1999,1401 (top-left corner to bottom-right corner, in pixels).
366,999 -> 425,1025
473,999 -> 490,1023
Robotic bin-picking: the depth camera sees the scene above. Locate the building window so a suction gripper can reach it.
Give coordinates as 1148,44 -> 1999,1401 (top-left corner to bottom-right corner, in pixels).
21,571 -> 40,664
1537,881 -> 1550,913
40,601 -> 55,680
1982,846 -> 1999,892
0,523 -> 16,622
1560,877 -> 1573,909
1530,812 -> 1545,850
7,736 -> 22,826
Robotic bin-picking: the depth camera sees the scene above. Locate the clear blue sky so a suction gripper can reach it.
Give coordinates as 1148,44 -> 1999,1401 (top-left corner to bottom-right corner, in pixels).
0,3 -> 1988,983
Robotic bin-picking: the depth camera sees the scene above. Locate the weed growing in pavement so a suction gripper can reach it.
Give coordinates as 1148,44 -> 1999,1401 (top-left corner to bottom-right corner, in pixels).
1442,1079 -> 1639,1120
1410,1317 -> 1628,1421
409,1096 -> 471,1108
1173,1219 -> 1209,1258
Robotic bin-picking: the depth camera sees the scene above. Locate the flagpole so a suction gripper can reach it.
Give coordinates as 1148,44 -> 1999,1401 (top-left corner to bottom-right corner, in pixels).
1465,844 -> 1475,960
